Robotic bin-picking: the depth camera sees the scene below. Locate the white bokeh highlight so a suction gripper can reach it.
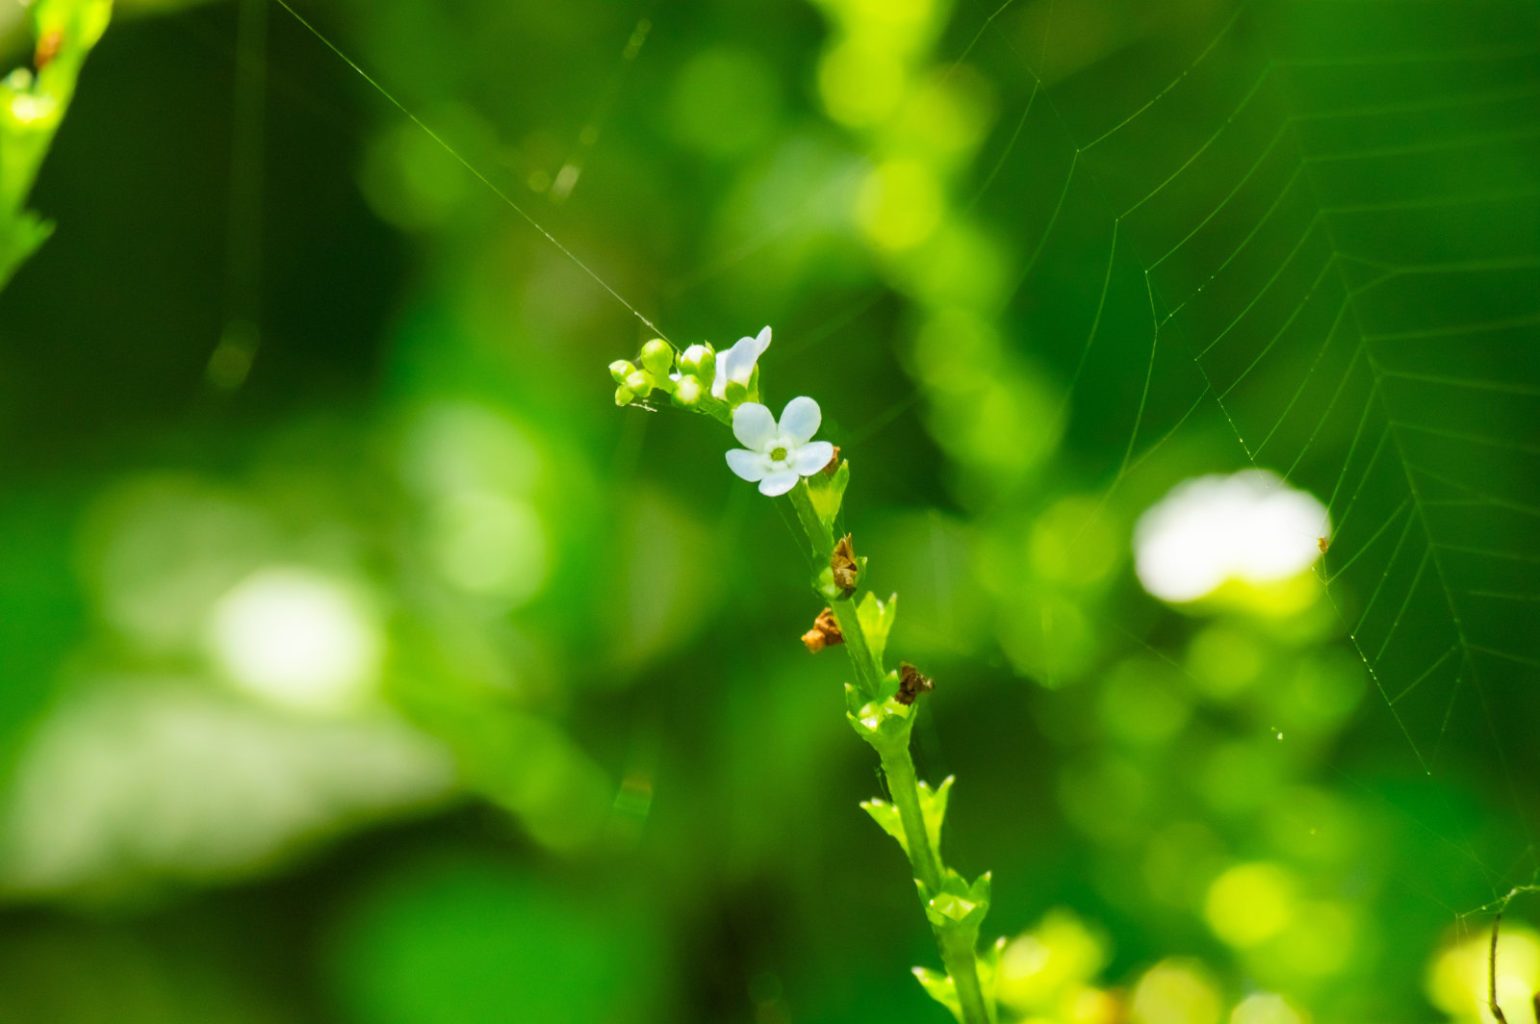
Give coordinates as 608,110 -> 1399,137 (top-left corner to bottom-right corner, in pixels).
1134,469 -> 1330,603
207,566 -> 382,713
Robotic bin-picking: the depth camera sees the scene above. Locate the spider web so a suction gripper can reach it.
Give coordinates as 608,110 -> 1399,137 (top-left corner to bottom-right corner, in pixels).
955,0 -> 1540,908
256,0 -> 1540,936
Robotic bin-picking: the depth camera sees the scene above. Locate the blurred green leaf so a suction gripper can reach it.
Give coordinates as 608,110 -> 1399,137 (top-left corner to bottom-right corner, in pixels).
329,852 -> 657,1024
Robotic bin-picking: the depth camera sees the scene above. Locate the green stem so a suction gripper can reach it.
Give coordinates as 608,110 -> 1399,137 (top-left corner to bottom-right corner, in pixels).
787,485 -> 882,698
785,478 -> 990,1024
941,926 -> 992,1024
787,482 -> 833,561
828,597 -> 883,698
881,734 -> 989,1024
877,746 -> 943,893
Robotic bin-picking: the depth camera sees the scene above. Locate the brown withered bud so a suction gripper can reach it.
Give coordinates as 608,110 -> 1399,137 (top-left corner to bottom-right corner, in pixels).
830,534 -> 858,597
801,607 -> 844,653
896,662 -> 934,706
35,31 -> 63,70
821,446 -> 842,475
1317,536 -> 1330,554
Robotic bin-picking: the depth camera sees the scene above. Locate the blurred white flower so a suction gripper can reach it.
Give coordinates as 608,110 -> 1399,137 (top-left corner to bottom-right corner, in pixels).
725,396 -> 835,497
1134,469 -> 1329,602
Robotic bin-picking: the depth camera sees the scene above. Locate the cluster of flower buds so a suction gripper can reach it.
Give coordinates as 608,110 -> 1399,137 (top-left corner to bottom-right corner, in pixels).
609,326 -> 845,498
608,338 -> 674,408
608,326 -> 777,414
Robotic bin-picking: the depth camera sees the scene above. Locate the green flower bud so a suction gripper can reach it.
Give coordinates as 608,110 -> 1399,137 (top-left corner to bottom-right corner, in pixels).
614,384 -> 635,406
672,375 -> 702,407
639,339 -> 674,378
609,359 -> 636,383
679,343 -> 715,382
623,370 -> 652,397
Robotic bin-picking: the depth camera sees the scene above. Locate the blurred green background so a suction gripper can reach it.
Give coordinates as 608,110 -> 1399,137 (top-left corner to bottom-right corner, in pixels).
1,0 -> 1538,1021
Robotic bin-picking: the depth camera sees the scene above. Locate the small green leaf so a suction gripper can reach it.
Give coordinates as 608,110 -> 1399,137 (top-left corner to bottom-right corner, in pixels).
856,591 -> 897,667
859,798 -> 907,854
805,459 -> 849,529
0,211 -> 52,291
975,936 -> 1007,1012
917,775 -> 954,854
912,966 -> 963,1023
967,870 -> 992,910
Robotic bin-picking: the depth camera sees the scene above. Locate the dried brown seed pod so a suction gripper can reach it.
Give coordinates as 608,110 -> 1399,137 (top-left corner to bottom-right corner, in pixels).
896,662 -> 934,705
35,31 -> 62,70
801,607 -> 845,653
831,534 -> 858,597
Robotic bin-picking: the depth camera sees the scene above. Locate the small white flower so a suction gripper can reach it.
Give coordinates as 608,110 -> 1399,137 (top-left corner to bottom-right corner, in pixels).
712,326 -> 772,399
725,397 -> 835,497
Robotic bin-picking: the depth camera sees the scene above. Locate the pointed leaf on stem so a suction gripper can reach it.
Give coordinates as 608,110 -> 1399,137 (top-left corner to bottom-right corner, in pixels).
856,592 -> 897,669
806,458 -> 849,529
918,775 -> 954,855
913,966 -> 965,1023
975,936 -> 1007,1015
860,798 -> 908,854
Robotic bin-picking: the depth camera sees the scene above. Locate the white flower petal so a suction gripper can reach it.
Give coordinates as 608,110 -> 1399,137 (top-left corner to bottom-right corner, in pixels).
725,448 -> 772,482
779,396 -> 821,445
758,470 -> 800,497
724,338 -> 758,385
792,441 -> 835,475
732,402 -> 777,451
709,327 -> 772,398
